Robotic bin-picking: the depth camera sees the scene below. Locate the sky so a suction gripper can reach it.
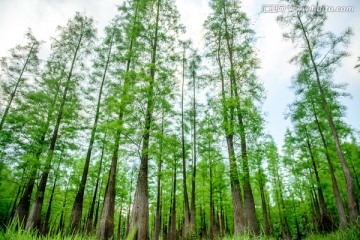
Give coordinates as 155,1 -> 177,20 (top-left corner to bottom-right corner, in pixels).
0,0 -> 359,148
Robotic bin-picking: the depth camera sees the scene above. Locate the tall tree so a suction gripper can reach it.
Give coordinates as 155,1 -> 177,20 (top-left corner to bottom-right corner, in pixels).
25,13 -> 96,230
0,29 -> 41,131
278,0 -> 358,223
70,24 -> 115,233
98,0 -> 145,238
128,0 -> 181,239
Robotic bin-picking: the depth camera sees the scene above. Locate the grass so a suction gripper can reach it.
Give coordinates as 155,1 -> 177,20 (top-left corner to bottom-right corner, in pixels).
1,224 -> 359,239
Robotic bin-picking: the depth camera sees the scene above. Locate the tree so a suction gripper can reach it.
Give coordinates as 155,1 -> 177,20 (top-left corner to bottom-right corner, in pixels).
25,12 -> 96,231
278,0 -> 358,224
0,29 -> 41,131
128,0 -> 181,239
69,23 -> 115,233
204,0 -> 262,235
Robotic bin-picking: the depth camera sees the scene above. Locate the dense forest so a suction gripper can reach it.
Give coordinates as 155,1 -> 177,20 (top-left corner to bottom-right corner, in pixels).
0,0 -> 359,239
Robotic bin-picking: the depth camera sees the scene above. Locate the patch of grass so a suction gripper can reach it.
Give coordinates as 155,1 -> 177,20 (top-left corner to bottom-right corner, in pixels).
305,224 -> 360,240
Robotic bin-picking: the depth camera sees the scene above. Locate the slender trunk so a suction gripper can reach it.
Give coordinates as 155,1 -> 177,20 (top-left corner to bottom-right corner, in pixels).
190,60 -> 197,231
117,204 -> 123,240
0,43 -> 35,130
298,13 -> 358,223
26,29 -> 83,230
154,111 -> 164,240
71,31 -> 114,233
93,180 -> 102,231
126,172 -> 134,236
209,159 -> 214,240
305,132 -> 333,232
258,168 -> 270,236
181,47 -> 191,238
128,1 -> 160,239
86,135 -> 106,234
278,174 -> 291,239
41,167 -> 59,235
8,186 -> 22,225
310,100 -> 348,228
58,193 -> 67,235
168,156 -> 177,240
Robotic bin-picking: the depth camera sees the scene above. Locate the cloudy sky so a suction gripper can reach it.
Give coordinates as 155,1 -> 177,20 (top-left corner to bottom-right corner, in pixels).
0,0 -> 359,148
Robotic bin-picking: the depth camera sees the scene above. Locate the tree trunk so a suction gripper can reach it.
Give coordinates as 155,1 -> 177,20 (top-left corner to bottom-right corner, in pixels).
41,166 -> 58,235
154,111 -> 164,240
209,159 -> 214,240
117,204 -> 123,240
181,47 -> 191,239
310,100 -> 348,228
298,13 -> 359,223
305,132 -> 334,232
71,31 -> 114,233
86,136 -> 105,234
190,58 -> 197,232
168,157 -> 177,240
258,169 -> 270,236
